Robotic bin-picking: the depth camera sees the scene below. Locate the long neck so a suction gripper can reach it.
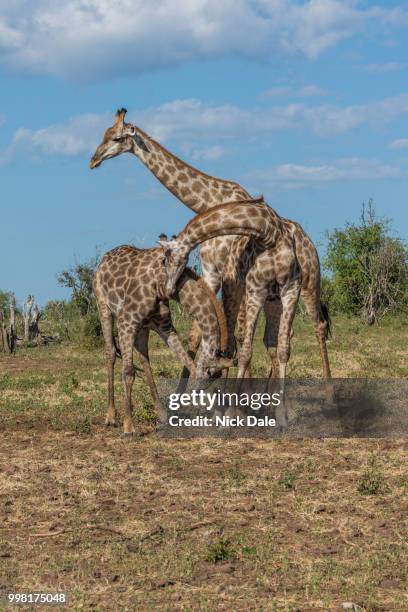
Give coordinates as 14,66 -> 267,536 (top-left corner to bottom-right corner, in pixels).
175,268 -> 226,353
132,128 -> 251,213
179,200 -> 282,252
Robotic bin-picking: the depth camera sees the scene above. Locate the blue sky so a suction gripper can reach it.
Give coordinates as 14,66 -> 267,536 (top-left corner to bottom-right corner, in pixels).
1,0 -> 408,305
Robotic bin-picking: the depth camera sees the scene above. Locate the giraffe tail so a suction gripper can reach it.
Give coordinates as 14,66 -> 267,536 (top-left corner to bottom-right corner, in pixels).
320,302 -> 332,339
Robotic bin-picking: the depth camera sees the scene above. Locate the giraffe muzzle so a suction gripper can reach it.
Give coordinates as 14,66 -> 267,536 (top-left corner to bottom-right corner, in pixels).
89,156 -> 101,169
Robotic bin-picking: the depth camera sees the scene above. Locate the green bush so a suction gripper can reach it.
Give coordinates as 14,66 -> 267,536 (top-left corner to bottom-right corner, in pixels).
82,312 -> 103,348
324,200 -> 408,323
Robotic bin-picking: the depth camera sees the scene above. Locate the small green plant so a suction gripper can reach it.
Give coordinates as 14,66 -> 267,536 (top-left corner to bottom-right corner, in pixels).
71,416 -> 92,434
278,469 -> 297,490
60,374 -> 80,394
71,375 -> 79,389
206,537 -> 235,564
0,374 -> 12,390
242,545 -> 257,558
398,476 -> 408,489
224,465 -> 246,486
134,393 -> 157,424
357,455 -> 384,495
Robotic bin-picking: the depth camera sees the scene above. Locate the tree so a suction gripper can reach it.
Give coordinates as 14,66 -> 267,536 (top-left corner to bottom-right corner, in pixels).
325,200 -> 408,324
57,255 -> 100,316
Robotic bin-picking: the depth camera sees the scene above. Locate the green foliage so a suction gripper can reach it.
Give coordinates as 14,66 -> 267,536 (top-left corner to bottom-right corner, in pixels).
242,546 -> 257,558
0,291 -> 9,317
43,300 -> 79,340
357,455 -> 385,495
43,256 -> 103,347
82,312 -> 103,349
324,200 -> 408,323
278,469 -> 297,490
206,537 -> 235,563
57,255 -> 100,316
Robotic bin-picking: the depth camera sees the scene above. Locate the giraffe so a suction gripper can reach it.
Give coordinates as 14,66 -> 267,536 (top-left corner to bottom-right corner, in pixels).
159,199 -> 301,381
94,244 -> 232,434
89,108 -> 331,379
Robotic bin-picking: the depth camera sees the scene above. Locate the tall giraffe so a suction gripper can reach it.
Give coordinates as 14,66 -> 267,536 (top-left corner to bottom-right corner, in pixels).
90,109 -> 331,378
94,244 -> 232,434
159,199 -> 301,381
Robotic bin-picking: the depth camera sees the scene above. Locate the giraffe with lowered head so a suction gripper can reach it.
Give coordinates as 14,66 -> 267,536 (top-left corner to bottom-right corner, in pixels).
94,244 -> 232,434
159,199 -> 301,381
90,109 -> 331,379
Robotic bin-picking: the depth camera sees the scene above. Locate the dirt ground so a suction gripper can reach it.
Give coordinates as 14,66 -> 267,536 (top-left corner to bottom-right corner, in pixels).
1,316 -> 407,610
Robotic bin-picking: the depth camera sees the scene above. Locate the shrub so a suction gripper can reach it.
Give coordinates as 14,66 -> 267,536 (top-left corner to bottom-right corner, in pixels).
324,200 -> 408,324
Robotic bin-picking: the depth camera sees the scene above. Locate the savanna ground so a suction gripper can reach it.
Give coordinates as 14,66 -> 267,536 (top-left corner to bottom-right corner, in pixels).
1,314 -> 408,610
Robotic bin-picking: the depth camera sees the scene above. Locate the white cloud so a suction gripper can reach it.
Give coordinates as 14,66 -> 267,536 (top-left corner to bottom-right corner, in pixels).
132,93 -> 408,140
0,113 -> 108,164
5,93 -> 408,164
250,158 -> 404,188
0,1 -> 406,82
390,138 -> 408,150
363,62 -> 405,74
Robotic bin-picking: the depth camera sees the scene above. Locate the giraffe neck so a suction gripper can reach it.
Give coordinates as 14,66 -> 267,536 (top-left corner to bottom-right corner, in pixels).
176,268 -> 223,355
178,200 -> 282,253
131,128 -> 251,213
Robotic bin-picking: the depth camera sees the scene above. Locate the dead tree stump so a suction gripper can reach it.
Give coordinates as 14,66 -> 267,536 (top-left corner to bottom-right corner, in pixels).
23,295 -> 34,343
0,310 -> 11,354
8,293 -> 17,353
29,303 -> 42,344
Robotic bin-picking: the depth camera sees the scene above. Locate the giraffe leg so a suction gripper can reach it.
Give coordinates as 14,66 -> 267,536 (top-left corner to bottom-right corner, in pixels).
178,320 -> 202,391
151,302 -> 197,382
263,296 -> 282,380
301,288 -> 334,402
97,301 -> 117,426
236,289 -> 267,379
271,280 -> 301,428
300,288 -> 332,380
235,292 -> 246,349
275,279 -> 301,400
134,327 -> 166,423
118,324 -> 138,436
222,279 -> 243,360
235,291 -> 254,377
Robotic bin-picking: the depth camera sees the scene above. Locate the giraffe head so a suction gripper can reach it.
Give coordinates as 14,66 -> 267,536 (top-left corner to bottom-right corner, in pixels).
89,108 -> 150,169
159,237 -> 189,297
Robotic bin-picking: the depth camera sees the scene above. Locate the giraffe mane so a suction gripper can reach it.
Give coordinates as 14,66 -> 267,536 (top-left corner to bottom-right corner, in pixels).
182,268 -> 228,353
136,127 -> 251,191
182,197 -> 265,234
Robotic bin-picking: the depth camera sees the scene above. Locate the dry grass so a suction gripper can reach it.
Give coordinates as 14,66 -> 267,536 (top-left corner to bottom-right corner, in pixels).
0,314 -> 407,610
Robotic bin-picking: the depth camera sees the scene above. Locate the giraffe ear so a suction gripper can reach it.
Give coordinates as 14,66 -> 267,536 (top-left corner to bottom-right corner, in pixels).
123,123 -> 136,136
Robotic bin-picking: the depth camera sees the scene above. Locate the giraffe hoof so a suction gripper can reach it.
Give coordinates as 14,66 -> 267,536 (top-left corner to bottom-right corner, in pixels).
121,431 -> 135,438
105,419 -> 117,427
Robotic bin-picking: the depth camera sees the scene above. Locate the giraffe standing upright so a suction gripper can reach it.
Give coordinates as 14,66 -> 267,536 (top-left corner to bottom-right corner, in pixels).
94,244 -> 232,434
159,199 -> 301,381
90,109 -> 331,379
